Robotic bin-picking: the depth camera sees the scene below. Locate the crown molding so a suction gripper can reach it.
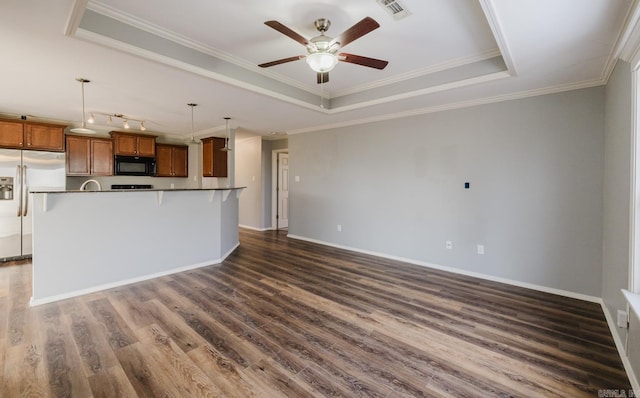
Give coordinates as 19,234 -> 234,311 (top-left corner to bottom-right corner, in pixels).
331,49 -> 501,98
615,0 -> 640,69
478,0 -> 517,76
86,1 -> 316,95
287,78 -> 605,135
64,0 -> 89,36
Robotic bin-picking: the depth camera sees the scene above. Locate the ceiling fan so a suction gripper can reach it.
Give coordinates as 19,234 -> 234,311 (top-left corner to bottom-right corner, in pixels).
259,17 -> 389,84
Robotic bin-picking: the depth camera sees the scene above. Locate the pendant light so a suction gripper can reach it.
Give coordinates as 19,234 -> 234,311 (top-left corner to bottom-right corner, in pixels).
70,78 -> 96,134
186,103 -> 198,144
221,117 -> 232,151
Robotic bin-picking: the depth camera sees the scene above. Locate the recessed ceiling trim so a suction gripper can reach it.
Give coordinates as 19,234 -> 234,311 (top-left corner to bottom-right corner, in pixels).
87,1 -> 316,96
325,71 -> 510,114
332,48 -> 501,98
65,0 -> 90,36
74,28 -> 332,115
478,0 -> 517,76
613,0 -> 640,66
288,77 -> 606,136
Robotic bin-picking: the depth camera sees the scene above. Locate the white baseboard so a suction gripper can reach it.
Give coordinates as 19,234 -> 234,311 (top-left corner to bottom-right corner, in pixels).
30,243 -> 240,307
286,234 -> 600,303
600,301 -> 640,394
239,224 -> 271,232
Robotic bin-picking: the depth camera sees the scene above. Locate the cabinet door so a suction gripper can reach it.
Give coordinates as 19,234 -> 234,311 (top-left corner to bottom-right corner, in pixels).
155,145 -> 173,176
202,139 -> 213,177
137,136 -> 156,157
66,136 -> 91,175
91,139 -> 113,175
202,137 -> 227,177
113,134 -> 138,156
25,124 -> 64,151
0,121 -> 24,149
212,137 -> 228,177
173,146 -> 188,177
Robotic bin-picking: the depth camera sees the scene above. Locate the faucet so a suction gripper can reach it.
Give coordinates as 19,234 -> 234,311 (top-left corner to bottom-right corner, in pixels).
79,179 -> 102,191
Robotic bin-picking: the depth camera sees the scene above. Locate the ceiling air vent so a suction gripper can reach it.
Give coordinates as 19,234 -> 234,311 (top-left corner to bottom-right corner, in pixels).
377,0 -> 411,20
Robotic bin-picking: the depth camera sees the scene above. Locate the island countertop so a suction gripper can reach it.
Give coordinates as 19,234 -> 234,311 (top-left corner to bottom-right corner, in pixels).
30,187 -> 246,194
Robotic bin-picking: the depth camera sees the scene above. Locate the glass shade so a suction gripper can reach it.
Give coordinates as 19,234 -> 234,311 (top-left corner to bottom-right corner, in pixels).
306,52 -> 338,72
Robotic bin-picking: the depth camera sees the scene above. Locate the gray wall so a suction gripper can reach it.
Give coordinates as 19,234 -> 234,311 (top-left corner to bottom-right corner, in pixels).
289,87 -> 605,296
603,60 -> 632,343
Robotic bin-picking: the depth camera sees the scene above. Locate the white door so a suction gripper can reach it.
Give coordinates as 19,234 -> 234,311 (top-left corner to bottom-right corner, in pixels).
278,153 -> 289,229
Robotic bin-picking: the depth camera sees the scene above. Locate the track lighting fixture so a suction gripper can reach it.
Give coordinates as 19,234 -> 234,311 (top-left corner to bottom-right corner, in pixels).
87,112 -> 147,131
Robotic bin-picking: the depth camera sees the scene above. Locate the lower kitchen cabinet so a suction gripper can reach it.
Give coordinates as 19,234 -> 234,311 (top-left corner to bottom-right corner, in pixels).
201,137 -> 227,177
156,143 -> 188,177
66,135 -> 113,176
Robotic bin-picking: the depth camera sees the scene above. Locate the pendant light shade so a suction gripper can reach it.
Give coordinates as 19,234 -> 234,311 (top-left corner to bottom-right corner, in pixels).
186,103 -> 198,144
221,117 -> 232,152
70,78 -> 96,134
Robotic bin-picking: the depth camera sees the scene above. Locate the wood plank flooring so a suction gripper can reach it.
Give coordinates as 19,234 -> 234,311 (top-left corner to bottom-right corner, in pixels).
0,229 -> 632,397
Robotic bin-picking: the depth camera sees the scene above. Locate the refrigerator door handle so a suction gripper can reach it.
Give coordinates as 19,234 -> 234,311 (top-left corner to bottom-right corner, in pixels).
16,165 -> 22,217
22,165 -> 28,216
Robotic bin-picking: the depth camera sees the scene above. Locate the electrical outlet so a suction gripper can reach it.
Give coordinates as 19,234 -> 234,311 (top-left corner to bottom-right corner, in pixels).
337,224 -> 342,232
295,176 -> 300,182
445,240 -> 452,250
477,244 -> 485,255
618,310 -> 629,328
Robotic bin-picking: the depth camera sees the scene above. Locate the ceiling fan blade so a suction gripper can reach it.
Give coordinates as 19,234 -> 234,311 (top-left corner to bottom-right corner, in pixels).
339,53 -> 388,70
264,21 -> 309,46
317,72 -> 329,84
331,17 -> 380,48
259,55 -> 305,68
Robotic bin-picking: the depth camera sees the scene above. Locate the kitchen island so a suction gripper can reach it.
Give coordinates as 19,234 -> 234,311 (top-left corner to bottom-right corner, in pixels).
29,187 -> 244,305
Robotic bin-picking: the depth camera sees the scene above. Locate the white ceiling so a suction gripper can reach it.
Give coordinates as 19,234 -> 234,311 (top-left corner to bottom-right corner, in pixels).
0,0 -> 634,141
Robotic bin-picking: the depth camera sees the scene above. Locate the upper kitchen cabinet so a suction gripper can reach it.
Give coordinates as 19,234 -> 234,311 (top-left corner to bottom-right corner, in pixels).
156,144 -> 188,177
109,131 -> 156,157
66,135 -> 113,176
201,137 -> 227,177
0,119 -> 65,151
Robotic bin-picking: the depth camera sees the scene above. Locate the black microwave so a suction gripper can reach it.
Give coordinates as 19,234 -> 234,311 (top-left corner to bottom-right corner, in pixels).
114,155 -> 156,176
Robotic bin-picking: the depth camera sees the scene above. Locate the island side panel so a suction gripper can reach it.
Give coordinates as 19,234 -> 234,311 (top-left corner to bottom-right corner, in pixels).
30,190 -> 237,304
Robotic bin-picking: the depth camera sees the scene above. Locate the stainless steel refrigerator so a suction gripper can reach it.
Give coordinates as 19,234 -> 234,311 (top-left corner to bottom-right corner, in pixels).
0,149 -> 65,260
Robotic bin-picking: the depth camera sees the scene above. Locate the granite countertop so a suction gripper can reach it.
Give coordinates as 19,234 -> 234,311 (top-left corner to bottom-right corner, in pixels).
30,187 -> 246,194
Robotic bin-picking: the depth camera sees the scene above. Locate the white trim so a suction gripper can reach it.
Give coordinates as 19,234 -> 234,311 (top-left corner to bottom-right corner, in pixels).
287,78 -> 605,135
326,71 -> 510,114
29,243 -> 239,306
616,0 -> 640,65
65,0 -> 89,36
286,234 -> 600,303
608,292 -> 640,393
239,225 -> 270,232
73,28 -> 331,115
478,0 -> 517,76
331,49 -> 502,98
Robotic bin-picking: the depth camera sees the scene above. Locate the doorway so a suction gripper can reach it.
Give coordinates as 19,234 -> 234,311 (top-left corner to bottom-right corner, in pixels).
272,150 -> 289,230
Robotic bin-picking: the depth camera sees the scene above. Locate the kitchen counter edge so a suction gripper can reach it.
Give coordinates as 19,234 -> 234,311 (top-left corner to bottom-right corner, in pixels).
30,187 -> 247,194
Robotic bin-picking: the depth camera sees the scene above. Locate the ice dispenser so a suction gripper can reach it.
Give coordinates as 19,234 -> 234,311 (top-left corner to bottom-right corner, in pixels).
0,177 -> 14,200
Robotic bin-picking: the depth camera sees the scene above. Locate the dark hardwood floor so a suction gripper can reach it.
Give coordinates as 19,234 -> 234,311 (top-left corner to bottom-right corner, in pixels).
0,229 -> 632,397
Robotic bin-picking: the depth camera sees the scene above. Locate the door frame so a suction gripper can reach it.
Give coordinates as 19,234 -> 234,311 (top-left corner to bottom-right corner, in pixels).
271,149 -> 288,230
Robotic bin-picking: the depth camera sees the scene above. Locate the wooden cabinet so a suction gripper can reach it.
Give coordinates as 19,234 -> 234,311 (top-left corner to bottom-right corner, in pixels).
0,119 -> 65,151
109,132 -> 156,157
201,137 -> 227,177
156,144 -> 188,177
66,135 -> 113,176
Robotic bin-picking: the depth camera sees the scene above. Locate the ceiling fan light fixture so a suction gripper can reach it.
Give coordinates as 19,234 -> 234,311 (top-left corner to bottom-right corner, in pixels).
306,52 -> 338,73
